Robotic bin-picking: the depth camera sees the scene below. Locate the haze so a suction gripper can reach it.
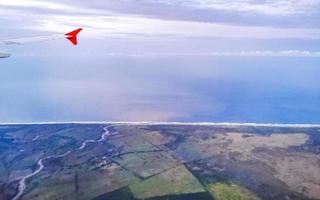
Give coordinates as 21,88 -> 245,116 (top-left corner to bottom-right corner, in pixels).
0,0 -> 319,123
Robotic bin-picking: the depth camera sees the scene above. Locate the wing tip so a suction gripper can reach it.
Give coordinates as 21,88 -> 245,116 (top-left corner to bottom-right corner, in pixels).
65,28 -> 83,46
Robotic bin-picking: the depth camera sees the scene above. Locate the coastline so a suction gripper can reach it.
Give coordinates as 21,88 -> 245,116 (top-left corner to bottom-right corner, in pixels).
1,121 -> 320,128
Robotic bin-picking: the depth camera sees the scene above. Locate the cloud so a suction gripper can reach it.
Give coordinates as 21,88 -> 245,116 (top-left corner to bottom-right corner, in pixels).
151,0 -> 320,16
0,0 -> 110,14
21,14 -> 320,39
6,0 -> 318,17
14,50 -> 320,58
0,0 -> 72,10
1,0 -> 320,40
153,50 -> 320,57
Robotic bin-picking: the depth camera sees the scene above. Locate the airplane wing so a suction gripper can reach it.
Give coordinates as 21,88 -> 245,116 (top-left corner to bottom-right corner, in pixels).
64,28 -> 83,45
0,28 -> 82,58
0,28 -> 82,45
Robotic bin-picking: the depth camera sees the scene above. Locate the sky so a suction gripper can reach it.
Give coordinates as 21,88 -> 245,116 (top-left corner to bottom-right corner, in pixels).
0,0 -> 319,123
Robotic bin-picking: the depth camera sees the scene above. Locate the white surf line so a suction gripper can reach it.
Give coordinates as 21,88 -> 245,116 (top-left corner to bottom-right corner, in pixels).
2,121 -> 320,128
12,151 -> 71,200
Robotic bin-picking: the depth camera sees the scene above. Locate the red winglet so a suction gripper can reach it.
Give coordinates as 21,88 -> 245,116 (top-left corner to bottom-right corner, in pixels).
65,28 -> 83,45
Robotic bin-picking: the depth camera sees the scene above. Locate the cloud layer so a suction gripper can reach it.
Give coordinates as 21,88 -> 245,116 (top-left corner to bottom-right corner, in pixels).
1,0 -> 320,39
151,0 -> 320,16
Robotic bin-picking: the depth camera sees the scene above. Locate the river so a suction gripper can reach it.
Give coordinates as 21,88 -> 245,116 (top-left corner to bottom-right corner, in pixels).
11,125 -> 112,200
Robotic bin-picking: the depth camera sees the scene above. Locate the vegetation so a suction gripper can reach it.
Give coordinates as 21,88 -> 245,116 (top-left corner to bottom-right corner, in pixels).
207,183 -> 260,200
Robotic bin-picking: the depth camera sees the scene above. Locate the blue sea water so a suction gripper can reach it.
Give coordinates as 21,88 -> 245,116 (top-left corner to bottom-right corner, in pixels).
1,46 -> 319,123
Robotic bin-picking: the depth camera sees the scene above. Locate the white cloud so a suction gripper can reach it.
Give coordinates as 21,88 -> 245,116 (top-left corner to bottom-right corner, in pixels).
14,50 -> 320,58
0,0 -> 111,14
1,0 -> 319,40
2,0 -> 319,16
23,14 -> 320,39
99,50 -> 320,57
166,50 -> 320,57
0,0 -> 73,10
155,0 -> 320,16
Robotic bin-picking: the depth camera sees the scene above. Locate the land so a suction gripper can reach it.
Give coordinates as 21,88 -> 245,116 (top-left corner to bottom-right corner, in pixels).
0,123 -> 320,200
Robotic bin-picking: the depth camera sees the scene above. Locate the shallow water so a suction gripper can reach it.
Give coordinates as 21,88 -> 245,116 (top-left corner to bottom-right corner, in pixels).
1,53 -> 319,124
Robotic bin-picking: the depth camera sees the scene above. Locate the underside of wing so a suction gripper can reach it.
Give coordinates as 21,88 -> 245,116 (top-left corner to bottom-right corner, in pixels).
0,52 -> 11,58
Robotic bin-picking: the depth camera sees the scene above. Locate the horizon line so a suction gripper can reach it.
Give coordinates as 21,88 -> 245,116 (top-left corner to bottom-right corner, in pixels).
1,121 -> 320,128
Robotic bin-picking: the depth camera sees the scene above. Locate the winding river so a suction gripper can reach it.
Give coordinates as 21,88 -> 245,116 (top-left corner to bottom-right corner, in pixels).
11,125 -> 112,200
